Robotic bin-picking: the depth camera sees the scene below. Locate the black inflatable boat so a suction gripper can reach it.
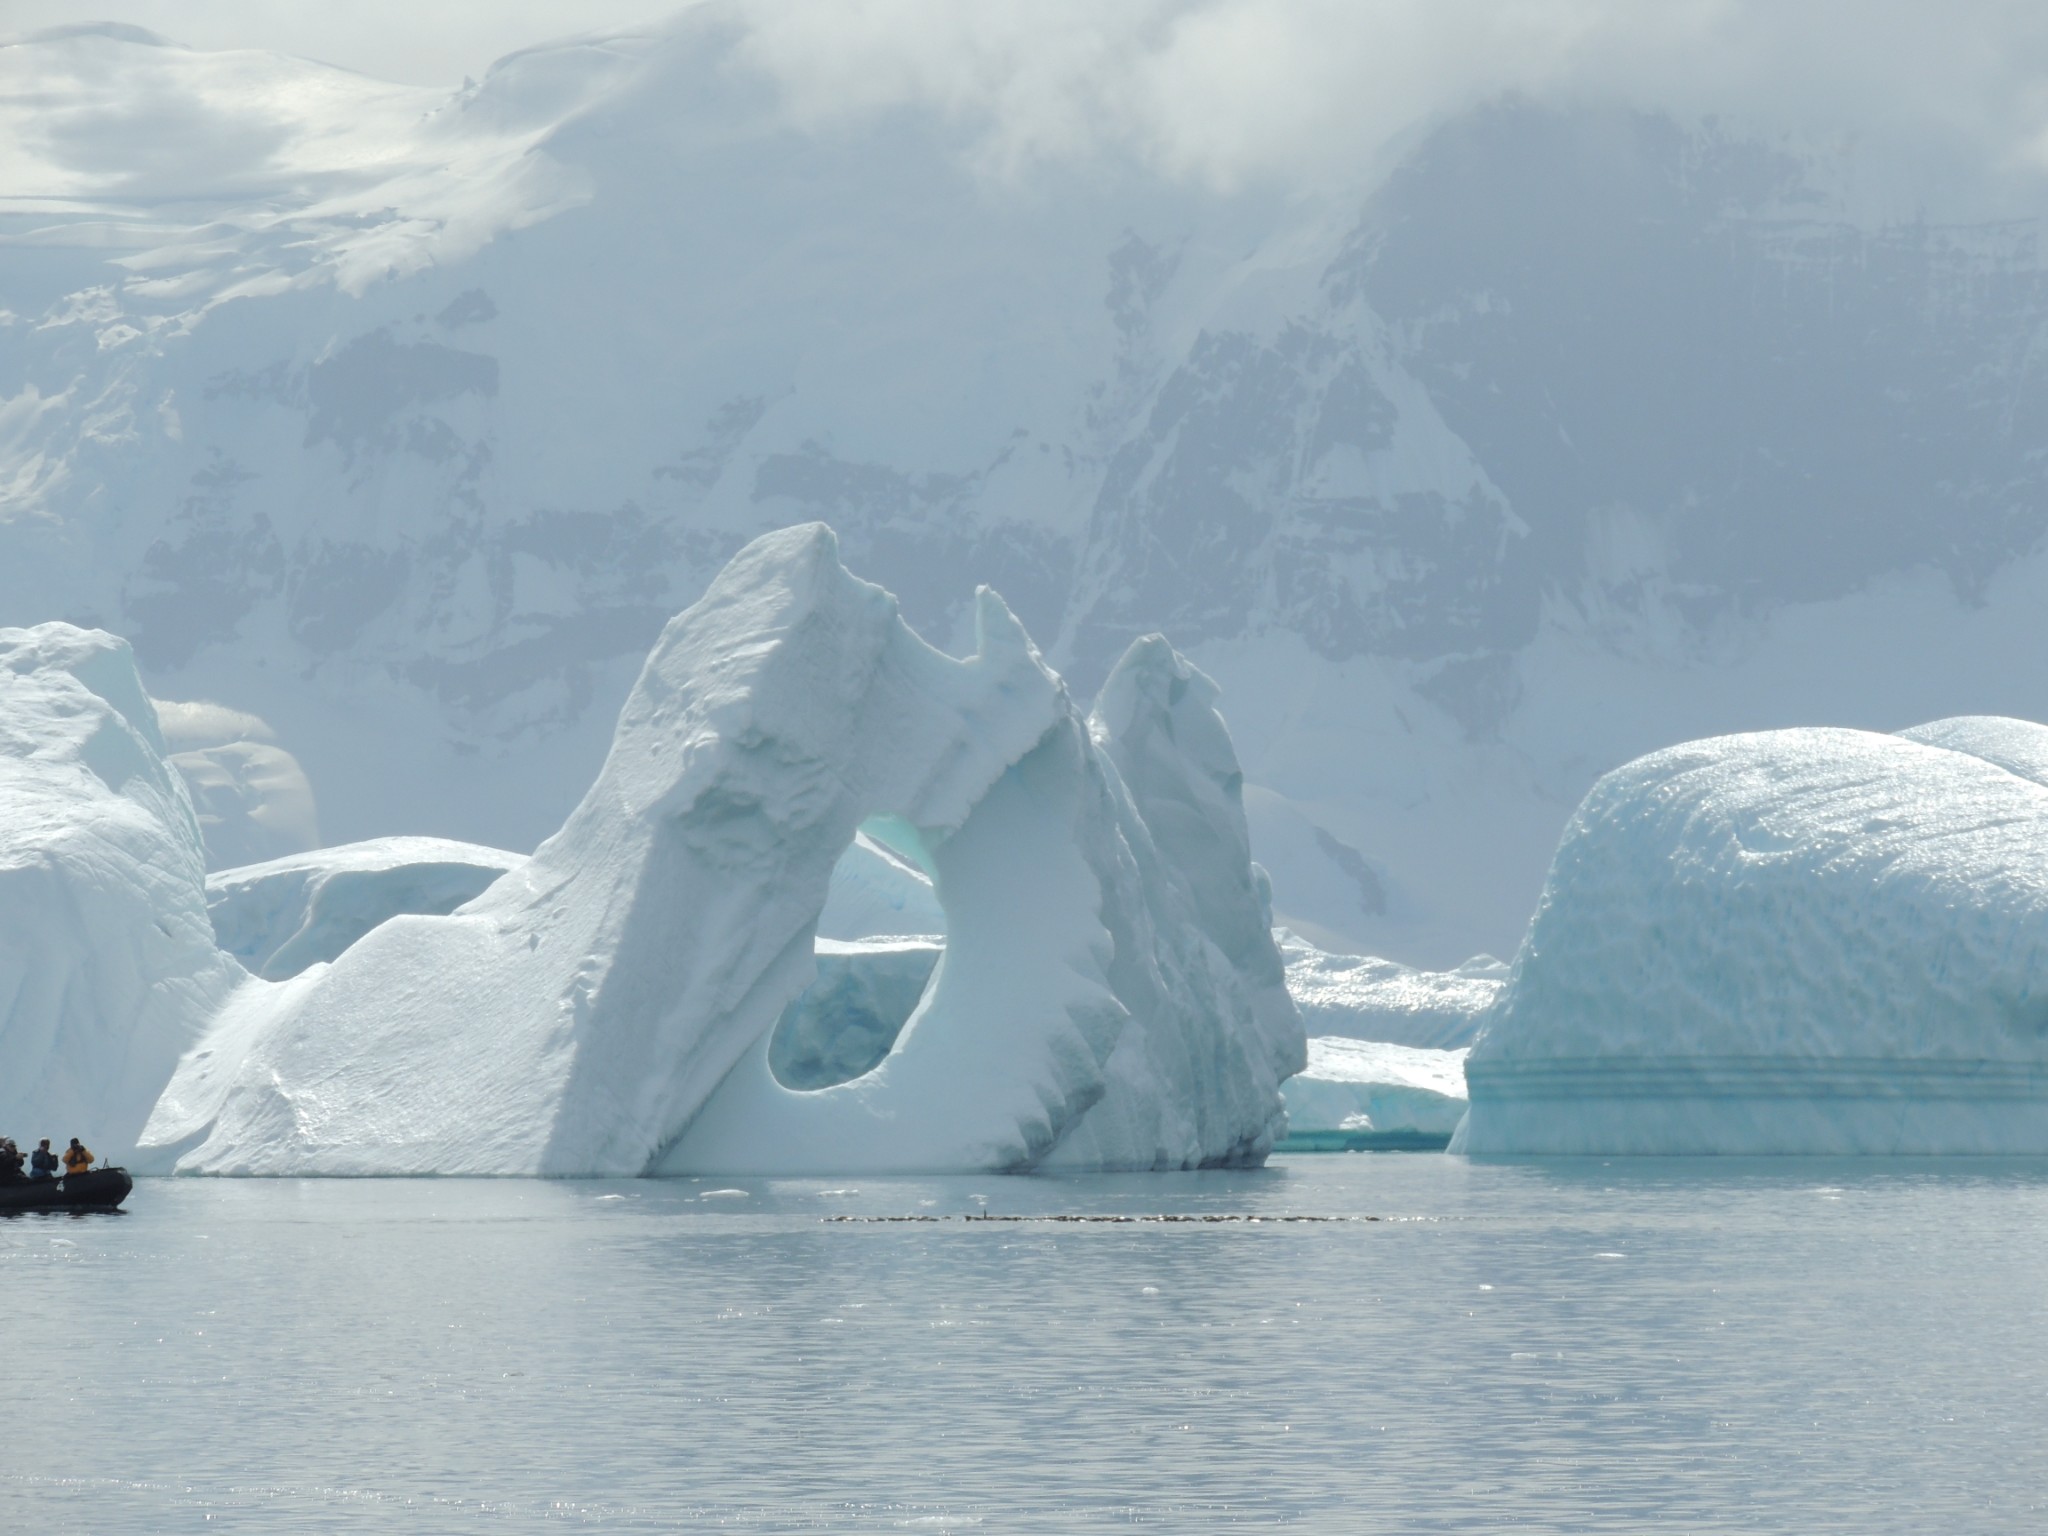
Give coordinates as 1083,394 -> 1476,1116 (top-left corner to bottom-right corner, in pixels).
0,1169 -> 133,1214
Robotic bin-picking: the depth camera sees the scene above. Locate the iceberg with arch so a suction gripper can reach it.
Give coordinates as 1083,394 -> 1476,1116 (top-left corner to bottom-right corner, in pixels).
119,522 -> 1300,1174
1456,721 -> 2048,1154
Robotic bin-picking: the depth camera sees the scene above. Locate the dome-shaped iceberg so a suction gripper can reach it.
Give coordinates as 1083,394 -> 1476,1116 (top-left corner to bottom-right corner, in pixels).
1895,714 -> 2048,790
1457,725 -> 2048,1154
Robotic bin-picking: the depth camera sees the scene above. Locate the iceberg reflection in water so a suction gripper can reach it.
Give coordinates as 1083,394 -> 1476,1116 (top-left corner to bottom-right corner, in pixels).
4,1156 -> 2045,1533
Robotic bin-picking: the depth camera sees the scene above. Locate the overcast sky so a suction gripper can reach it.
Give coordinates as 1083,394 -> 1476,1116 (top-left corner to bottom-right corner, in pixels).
0,1 -> 691,84
9,1 -> 2048,202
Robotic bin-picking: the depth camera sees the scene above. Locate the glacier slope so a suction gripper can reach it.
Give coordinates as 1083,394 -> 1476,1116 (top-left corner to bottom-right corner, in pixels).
16,27 -> 2048,967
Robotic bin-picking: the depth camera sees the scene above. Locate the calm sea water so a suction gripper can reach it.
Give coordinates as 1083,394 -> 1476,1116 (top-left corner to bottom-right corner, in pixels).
3,1156 -> 2044,1533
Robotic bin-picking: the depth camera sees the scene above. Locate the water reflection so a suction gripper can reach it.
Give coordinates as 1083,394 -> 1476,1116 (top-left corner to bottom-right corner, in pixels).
3,1155 -> 2044,1532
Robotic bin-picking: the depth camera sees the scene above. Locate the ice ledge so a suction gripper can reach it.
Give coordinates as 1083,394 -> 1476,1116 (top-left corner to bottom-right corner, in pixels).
1467,1056 -> 2048,1102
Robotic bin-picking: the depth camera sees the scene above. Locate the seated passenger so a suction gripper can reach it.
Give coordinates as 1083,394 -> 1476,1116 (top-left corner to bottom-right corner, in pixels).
0,1141 -> 23,1181
30,1139 -> 59,1180
62,1139 -> 93,1177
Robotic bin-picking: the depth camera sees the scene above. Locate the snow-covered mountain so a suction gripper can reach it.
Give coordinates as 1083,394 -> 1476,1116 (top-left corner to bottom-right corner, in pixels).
9,17 -> 2048,965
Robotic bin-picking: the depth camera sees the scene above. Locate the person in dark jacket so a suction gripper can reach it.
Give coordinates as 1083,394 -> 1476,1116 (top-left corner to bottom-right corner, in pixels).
29,1139 -> 58,1179
62,1139 -> 93,1177
0,1141 -> 23,1181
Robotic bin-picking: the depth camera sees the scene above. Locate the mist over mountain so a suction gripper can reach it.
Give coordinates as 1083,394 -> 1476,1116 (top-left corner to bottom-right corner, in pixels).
7,15 -> 2048,965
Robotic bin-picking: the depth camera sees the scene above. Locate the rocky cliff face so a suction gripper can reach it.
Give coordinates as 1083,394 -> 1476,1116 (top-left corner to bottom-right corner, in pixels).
9,21 -> 2048,963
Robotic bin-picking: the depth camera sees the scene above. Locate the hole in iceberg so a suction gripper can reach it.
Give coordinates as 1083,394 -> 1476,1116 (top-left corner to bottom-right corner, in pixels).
767,818 -> 946,1091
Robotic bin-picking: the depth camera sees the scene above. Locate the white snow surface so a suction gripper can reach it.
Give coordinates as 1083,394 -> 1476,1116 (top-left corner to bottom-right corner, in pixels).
0,625 -> 244,1157
1457,726 -> 2048,1154
1278,929 -> 1503,1049
206,837 -> 524,980
1895,715 -> 2048,791
138,525 -> 1302,1175
1281,1038 -> 1469,1138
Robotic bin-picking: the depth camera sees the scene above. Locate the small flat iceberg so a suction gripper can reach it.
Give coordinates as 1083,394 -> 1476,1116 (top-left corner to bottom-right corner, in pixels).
1280,1038 -> 1468,1151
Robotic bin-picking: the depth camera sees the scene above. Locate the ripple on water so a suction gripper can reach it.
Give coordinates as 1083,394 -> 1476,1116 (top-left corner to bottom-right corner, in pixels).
2,1155 -> 2045,1532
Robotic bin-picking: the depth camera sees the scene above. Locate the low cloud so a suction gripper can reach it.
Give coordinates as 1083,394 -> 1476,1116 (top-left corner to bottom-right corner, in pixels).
732,0 -> 2048,200
13,2 -> 2048,203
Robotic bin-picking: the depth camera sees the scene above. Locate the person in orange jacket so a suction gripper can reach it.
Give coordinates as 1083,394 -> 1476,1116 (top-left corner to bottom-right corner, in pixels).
61,1138 -> 93,1177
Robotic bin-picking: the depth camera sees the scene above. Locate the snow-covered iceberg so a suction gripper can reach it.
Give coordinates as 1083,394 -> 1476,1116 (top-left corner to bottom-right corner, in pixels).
0,626 -> 243,1155
1894,715 -> 2048,789
1280,1038 -> 1469,1148
206,838 -> 524,980
1457,724 -> 2048,1154
1278,930 -> 1503,1049
137,524 -> 1301,1174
